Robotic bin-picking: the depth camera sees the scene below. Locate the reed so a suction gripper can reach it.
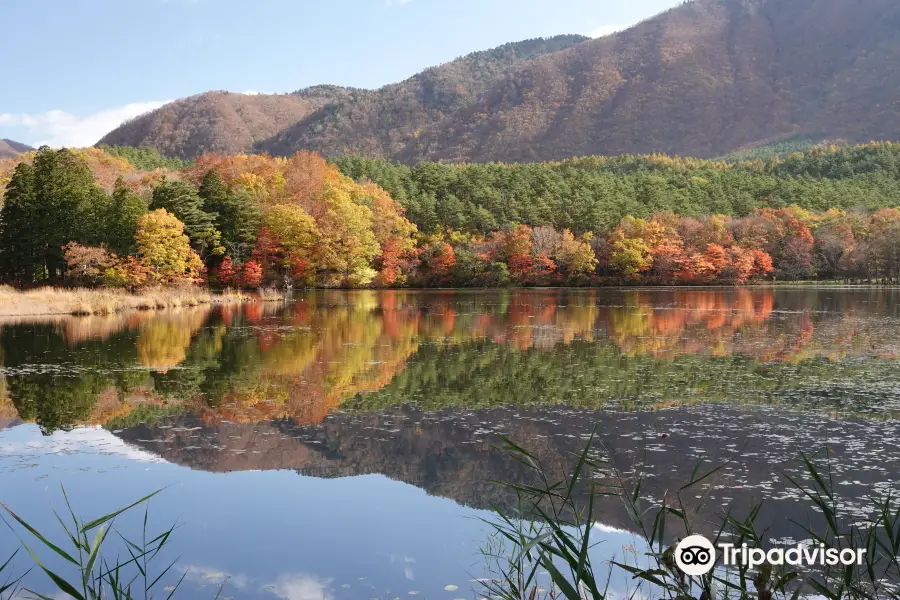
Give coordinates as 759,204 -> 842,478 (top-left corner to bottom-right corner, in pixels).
481,436 -> 900,600
1,487 -> 183,600
0,285 -> 256,317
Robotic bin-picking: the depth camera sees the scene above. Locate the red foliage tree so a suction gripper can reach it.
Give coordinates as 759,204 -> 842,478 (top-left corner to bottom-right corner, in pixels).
240,260 -> 263,288
214,256 -> 236,287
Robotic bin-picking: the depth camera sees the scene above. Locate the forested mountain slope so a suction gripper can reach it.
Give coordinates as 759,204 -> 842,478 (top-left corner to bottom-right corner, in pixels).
98,36 -> 589,159
400,0 -> 900,162
100,0 -> 900,162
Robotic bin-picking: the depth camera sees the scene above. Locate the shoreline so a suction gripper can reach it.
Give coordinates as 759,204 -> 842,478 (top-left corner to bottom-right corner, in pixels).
1,281 -> 897,319
0,286 -> 285,318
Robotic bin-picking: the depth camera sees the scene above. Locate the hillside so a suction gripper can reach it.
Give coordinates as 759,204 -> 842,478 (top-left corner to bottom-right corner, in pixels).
257,35 -> 590,158
99,0 -> 900,163
0,139 -> 34,158
97,91 -> 331,158
98,36 -> 589,159
400,0 -> 900,162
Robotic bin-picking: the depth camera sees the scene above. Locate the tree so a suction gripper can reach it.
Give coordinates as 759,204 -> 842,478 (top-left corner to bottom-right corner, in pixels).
213,256 -> 237,287
608,217 -> 664,278
62,243 -> 118,287
240,260 -> 263,288
1,148 -> 111,281
199,170 -> 261,263
135,209 -> 204,284
312,174 -> 381,286
263,204 -> 319,285
556,230 -> 597,281
0,162 -> 40,282
151,179 -> 223,258
105,177 -> 148,256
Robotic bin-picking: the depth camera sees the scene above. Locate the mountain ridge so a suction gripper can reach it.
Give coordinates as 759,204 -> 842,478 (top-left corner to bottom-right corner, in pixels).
99,35 -> 589,159
0,139 -> 35,158
99,0 -> 900,162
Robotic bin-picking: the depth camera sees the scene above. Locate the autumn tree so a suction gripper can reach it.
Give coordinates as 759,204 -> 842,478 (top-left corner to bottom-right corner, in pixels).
355,182 -> 418,286
263,204 -> 319,285
135,209 -> 204,284
151,179 -> 223,259
62,243 -> 118,287
312,173 -> 380,287
554,230 -> 597,281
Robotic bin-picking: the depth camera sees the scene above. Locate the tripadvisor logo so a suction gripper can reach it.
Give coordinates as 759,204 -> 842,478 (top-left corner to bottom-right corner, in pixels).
674,535 -> 867,576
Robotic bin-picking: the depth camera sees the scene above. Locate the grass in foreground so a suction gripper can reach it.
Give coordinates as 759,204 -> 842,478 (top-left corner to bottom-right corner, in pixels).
481,436 -> 900,600
0,285 -> 284,317
1,487 -> 183,600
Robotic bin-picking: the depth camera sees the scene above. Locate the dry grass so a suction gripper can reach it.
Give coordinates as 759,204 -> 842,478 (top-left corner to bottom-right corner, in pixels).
0,285 -> 259,317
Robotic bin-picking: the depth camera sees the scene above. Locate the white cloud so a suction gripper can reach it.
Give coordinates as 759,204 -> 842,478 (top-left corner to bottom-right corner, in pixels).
0,100 -> 170,148
385,0 -> 413,6
588,24 -> 628,38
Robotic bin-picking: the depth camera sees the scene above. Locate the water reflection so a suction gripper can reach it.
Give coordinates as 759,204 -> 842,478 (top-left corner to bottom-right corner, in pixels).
2,288 -> 900,434
2,288 -> 899,599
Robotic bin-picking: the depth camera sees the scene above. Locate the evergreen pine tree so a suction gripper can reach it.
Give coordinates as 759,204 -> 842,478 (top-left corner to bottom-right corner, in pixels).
199,170 -> 261,263
105,177 -> 149,256
31,147 -> 110,278
0,162 -> 40,282
150,178 -> 223,258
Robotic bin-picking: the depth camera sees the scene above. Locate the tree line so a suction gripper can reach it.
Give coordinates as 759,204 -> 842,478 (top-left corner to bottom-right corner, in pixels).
2,144 -> 900,289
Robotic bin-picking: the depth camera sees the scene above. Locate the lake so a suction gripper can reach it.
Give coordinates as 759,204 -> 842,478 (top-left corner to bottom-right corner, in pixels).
1,288 -> 899,599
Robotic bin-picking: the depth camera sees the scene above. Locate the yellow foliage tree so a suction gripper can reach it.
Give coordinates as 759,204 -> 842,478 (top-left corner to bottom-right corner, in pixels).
135,209 -> 204,284
557,229 -> 597,278
313,173 -> 381,286
263,203 -> 320,282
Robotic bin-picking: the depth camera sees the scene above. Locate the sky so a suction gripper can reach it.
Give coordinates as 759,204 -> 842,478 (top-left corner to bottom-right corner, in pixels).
0,0 -> 680,148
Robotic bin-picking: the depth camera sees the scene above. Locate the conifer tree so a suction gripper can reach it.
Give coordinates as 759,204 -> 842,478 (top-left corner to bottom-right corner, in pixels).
150,178 -> 223,258
105,177 -> 149,256
0,162 -> 40,282
199,170 -> 261,263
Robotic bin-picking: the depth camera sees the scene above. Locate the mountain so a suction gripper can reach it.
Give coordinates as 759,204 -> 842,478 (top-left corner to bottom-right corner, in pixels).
0,139 -> 34,158
257,35 -> 590,158
401,0 -> 900,162
99,0 -> 900,163
97,92 -> 329,158
97,35 -> 590,159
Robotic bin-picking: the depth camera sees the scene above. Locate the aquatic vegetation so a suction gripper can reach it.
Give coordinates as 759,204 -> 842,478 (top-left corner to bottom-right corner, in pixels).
481,438 -> 900,600
1,488 -> 183,600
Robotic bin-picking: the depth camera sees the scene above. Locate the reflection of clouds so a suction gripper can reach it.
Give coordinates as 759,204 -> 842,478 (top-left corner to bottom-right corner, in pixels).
389,555 -> 417,581
265,573 -> 333,600
0,425 -> 163,463
183,564 -> 250,589
593,522 -> 632,535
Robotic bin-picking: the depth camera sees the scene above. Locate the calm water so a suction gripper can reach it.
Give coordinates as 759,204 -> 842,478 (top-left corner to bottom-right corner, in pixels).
1,288 -> 900,599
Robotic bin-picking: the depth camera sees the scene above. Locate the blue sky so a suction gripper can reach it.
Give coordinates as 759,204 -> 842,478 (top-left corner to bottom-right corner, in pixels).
0,0 -> 679,148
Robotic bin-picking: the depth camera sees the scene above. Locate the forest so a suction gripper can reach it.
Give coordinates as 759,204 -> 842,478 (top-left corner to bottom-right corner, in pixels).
2,143 -> 900,290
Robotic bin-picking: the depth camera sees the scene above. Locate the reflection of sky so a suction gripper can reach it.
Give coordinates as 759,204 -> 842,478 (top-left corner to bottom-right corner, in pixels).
0,424 -> 645,600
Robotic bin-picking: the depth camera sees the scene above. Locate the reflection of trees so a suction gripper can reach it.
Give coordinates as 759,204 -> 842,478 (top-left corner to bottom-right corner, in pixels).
114,405 -> 900,541
0,322 -> 149,433
344,341 -> 900,416
4,288 -> 900,431
136,308 -> 212,371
